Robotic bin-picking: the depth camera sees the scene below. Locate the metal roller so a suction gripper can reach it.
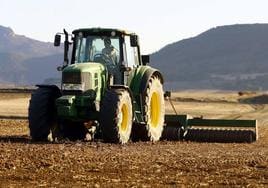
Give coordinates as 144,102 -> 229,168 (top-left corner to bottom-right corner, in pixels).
184,128 -> 256,143
161,126 -> 183,141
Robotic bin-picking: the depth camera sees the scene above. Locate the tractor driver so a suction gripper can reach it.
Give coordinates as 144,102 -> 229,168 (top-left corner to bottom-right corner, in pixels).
102,38 -> 117,64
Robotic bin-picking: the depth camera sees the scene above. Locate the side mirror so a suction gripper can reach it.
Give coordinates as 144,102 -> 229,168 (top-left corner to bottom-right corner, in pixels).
130,35 -> 139,47
54,34 -> 61,46
57,66 -> 64,71
141,55 -> 150,65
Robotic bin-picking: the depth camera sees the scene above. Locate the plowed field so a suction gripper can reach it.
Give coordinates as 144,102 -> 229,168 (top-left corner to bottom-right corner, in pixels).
0,90 -> 267,187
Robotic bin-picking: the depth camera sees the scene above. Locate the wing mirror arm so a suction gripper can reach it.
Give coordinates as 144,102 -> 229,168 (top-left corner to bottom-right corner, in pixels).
141,55 -> 150,65
54,29 -> 72,70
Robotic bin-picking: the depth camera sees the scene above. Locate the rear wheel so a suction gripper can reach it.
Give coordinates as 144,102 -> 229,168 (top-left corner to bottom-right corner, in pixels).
135,76 -> 165,141
100,89 -> 133,144
28,87 -> 61,141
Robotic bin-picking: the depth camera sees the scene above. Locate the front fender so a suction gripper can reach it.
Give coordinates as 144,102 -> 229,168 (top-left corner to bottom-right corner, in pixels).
36,84 -> 61,95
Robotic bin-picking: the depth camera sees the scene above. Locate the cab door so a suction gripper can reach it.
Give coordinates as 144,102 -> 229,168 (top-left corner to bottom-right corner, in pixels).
123,35 -> 140,86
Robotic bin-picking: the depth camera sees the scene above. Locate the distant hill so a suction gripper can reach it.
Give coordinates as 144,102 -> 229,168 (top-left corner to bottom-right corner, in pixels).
151,24 -> 268,90
0,25 -> 62,84
1,24 -> 268,90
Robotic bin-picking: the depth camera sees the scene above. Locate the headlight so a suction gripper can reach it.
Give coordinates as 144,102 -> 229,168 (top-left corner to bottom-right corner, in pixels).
62,83 -> 85,91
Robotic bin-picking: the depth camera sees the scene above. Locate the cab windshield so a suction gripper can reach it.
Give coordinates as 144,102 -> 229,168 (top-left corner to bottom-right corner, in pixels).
74,35 -> 120,65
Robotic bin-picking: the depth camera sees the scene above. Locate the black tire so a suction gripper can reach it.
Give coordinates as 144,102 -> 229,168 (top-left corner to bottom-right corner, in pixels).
134,76 -> 165,141
100,89 -> 133,144
28,87 -> 61,141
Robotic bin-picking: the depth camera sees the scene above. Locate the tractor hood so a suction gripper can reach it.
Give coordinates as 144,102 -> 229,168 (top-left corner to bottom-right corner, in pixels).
63,62 -> 106,74
61,62 -> 107,101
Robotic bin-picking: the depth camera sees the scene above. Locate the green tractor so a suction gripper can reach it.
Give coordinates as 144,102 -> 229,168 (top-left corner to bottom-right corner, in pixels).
29,28 -> 165,143
29,28 -> 258,144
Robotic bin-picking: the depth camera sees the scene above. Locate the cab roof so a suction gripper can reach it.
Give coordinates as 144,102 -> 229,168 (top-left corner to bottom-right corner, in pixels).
72,28 -> 135,36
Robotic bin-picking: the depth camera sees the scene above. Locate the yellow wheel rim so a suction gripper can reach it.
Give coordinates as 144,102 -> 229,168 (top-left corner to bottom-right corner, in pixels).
150,92 -> 160,128
119,104 -> 128,132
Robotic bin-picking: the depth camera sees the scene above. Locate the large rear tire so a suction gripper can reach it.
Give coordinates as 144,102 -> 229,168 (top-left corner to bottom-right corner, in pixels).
136,76 -> 165,141
28,87 -> 61,141
100,89 -> 133,144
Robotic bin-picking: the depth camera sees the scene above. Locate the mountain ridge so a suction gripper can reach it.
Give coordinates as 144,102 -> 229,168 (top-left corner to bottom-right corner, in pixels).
151,23 -> 268,90
0,25 -> 62,84
1,24 -> 268,90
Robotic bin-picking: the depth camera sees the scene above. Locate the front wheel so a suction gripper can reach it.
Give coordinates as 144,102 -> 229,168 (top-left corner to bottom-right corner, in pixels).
100,89 -> 133,144
28,87 -> 61,141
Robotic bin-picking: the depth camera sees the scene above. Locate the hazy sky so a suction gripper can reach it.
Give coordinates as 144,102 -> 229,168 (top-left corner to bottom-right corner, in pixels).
1,0 -> 268,53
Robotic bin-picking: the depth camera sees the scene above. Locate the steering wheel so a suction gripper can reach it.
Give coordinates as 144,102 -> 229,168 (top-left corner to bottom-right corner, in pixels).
93,53 -> 112,64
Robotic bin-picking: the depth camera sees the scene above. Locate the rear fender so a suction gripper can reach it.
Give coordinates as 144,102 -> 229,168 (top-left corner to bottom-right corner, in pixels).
139,69 -> 163,95
129,66 -> 164,96
128,66 -> 164,123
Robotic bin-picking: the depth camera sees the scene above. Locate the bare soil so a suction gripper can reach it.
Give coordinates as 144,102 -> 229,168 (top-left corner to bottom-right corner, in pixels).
0,91 -> 267,187
0,93 -> 29,117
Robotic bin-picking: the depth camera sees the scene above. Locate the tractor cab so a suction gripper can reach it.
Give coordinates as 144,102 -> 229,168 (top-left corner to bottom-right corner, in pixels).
73,32 -> 120,65
54,28 -> 147,85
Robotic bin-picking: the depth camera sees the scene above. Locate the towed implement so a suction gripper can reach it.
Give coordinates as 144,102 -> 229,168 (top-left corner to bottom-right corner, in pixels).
161,92 -> 257,143
28,28 -> 257,143
163,115 -> 257,143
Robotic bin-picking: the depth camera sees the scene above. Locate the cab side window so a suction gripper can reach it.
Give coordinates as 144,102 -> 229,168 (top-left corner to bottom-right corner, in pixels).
125,36 -> 139,68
